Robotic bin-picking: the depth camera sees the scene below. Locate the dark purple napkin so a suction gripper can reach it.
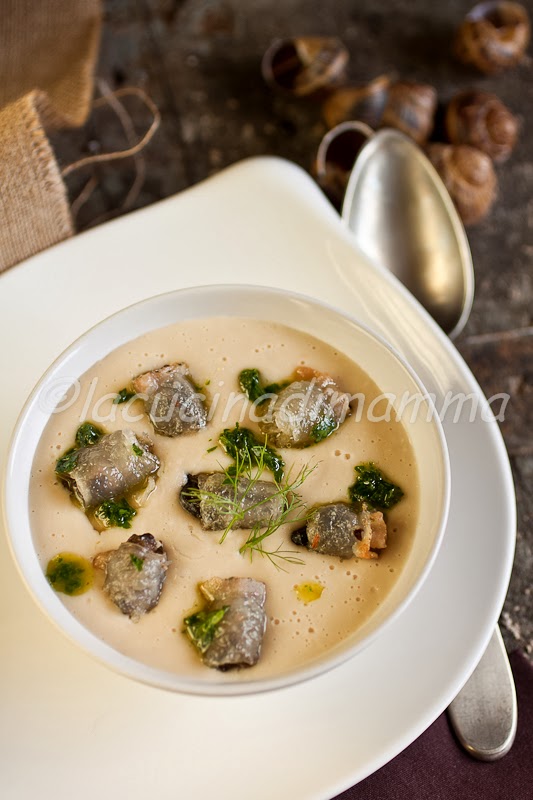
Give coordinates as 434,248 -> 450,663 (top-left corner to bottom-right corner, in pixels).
335,651 -> 532,799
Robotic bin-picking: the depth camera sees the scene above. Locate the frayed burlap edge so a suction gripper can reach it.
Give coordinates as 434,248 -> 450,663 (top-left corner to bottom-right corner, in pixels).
0,0 -> 101,271
0,92 -> 73,272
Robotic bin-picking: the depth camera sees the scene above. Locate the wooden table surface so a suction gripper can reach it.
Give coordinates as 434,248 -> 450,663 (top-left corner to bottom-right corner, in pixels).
51,0 -> 533,659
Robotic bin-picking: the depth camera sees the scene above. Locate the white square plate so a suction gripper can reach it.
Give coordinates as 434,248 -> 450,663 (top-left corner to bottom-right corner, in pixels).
0,158 -> 515,799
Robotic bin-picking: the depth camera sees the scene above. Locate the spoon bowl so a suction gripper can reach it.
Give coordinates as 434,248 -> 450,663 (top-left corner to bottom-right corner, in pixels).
342,129 -> 474,338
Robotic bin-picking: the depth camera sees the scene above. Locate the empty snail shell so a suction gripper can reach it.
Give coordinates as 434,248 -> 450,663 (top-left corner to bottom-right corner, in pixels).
262,37 -> 349,96
381,81 -> 438,144
454,1 -> 531,73
426,143 -> 497,226
314,121 -> 374,209
445,90 -> 519,162
322,75 -> 390,129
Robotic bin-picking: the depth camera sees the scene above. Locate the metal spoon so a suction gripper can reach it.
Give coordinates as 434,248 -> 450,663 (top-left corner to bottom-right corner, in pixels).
342,128 -> 473,338
341,128 -> 517,759
448,627 -> 517,760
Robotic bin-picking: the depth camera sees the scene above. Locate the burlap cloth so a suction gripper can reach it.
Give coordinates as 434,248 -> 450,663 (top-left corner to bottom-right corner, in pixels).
0,1 -> 101,272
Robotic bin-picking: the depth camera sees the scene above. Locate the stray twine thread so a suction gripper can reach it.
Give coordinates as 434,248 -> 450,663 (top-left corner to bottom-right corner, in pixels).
62,81 -> 161,225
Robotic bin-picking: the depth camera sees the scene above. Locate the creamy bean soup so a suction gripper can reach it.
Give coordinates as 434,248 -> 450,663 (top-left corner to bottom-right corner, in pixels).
30,318 -> 419,681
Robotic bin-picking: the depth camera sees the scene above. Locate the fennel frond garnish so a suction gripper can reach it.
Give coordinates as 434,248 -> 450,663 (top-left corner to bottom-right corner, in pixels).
238,462 -> 315,569
184,434 -> 315,568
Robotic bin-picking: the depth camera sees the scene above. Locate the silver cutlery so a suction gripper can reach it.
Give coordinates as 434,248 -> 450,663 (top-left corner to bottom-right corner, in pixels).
342,127 -> 517,760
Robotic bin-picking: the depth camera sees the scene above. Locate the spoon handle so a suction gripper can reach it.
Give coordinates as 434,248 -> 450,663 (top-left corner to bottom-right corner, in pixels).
447,626 -> 517,760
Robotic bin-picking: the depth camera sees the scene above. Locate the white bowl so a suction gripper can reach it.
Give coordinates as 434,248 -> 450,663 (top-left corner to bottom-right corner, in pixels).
4,285 -> 450,695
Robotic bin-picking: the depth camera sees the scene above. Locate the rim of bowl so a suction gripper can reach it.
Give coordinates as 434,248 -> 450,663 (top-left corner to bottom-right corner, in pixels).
3,284 -> 451,696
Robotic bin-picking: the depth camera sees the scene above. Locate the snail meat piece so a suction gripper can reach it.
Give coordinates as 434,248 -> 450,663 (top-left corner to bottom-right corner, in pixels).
445,90 -> 519,163
93,533 -> 169,621
291,502 -> 387,560
426,143 -> 497,226
185,577 -> 267,670
381,81 -> 438,144
60,429 -> 160,510
454,1 -> 531,73
258,367 -> 351,448
262,37 -> 348,96
132,363 -> 207,437
180,472 -> 284,531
